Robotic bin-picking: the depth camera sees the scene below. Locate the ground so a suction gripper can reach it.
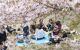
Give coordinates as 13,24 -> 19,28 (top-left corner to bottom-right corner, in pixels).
5,14 -> 80,50
5,33 -> 80,50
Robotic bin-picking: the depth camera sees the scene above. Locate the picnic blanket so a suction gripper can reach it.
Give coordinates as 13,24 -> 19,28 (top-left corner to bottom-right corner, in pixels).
16,32 -> 50,46
16,41 -> 28,46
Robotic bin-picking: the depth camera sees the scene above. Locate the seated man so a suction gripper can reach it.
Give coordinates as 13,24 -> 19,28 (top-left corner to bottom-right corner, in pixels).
47,19 -> 54,31
31,24 -> 45,40
23,25 -> 29,37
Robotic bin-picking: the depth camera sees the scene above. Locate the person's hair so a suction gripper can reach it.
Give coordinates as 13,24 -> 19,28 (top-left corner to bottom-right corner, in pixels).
43,27 -> 47,31
30,25 -> 36,31
49,19 -> 52,22
37,24 -> 42,29
49,19 -> 54,24
55,21 -> 61,25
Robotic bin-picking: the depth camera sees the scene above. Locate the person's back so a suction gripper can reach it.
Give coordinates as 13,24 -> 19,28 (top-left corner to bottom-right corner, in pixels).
35,29 -> 45,39
23,25 -> 29,36
23,26 -> 29,33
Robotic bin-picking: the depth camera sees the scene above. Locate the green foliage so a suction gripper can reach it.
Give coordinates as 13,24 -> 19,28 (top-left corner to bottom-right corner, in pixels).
69,14 -> 80,30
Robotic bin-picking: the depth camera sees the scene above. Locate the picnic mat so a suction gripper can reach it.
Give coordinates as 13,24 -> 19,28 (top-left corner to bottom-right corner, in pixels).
16,41 -> 28,46
16,32 -> 50,46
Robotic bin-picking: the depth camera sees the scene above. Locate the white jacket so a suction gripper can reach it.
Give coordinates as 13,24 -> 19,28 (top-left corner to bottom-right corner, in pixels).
35,29 -> 45,39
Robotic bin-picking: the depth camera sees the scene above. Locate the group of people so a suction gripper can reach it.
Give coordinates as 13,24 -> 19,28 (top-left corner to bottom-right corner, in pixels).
22,19 -> 62,44
0,18 -> 70,49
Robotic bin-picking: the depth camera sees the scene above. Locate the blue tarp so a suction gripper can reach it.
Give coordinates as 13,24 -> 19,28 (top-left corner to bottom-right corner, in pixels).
16,41 -> 28,46
16,33 -> 50,46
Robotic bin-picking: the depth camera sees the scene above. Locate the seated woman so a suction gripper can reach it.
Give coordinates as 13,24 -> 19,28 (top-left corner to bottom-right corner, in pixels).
53,21 -> 62,35
47,19 -> 54,31
31,24 -> 45,40
49,32 -> 61,44
48,21 -> 62,44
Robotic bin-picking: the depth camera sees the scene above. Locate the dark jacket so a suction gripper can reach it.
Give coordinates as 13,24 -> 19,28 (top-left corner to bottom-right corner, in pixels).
0,31 -> 7,43
23,26 -> 29,36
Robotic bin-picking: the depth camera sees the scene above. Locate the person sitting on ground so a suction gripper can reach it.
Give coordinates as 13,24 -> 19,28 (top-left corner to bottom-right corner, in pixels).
38,19 -> 45,29
49,31 -> 61,44
31,24 -> 45,40
0,26 -> 7,50
30,21 -> 36,34
23,25 -> 29,37
53,21 -> 62,35
48,21 -> 62,44
23,20 -> 30,36
38,19 -> 47,32
47,19 -> 54,31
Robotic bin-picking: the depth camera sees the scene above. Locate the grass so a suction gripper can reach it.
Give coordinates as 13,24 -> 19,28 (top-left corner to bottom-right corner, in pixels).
6,33 -> 80,50
13,42 -> 75,50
